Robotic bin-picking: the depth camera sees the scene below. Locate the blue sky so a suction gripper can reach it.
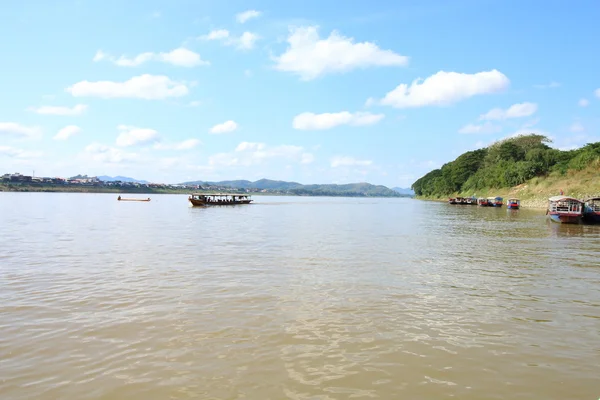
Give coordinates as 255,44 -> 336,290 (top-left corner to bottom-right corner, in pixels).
1,0 -> 598,187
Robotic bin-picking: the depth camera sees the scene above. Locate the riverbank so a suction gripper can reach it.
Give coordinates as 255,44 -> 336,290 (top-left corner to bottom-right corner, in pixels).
417,166 -> 600,209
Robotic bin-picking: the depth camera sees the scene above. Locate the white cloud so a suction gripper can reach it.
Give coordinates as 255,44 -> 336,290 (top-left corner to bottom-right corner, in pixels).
84,143 -> 139,164
330,156 -> 373,168
116,125 -> 159,147
533,81 -> 560,89
54,125 -> 81,140
188,100 -> 201,107
66,74 -> 189,100
236,32 -> 259,50
595,88 -> 600,98
209,142 -> 307,167
236,10 -> 261,23
479,102 -> 538,120
379,69 -> 509,108
200,29 -> 230,40
30,104 -> 88,116
301,153 -> 315,164
569,122 -> 584,133
154,138 -> 201,150
293,111 -> 384,130
199,29 -> 259,50
0,145 -> 42,159
93,48 -> 208,67
578,98 -> 589,107
210,120 -> 238,134
273,26 -> 408,80
0,122 -> 41,138
458,122 -> 502,134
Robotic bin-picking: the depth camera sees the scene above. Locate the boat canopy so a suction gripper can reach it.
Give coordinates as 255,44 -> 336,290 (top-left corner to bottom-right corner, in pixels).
507,198 -> 520,202
548,196 -> 582,203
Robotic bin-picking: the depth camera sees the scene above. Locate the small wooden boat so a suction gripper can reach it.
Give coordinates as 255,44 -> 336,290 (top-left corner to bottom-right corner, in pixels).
189,193 -> 253,206
456,197 -> 466,205
488,196 -> 503,207
464,197 -> 477,205
117,196 -> 150,202
583,197 -> 600,224
448,198 -> 457,204
477,198 -> 490,206
547,196 -> 583,224
507,198 -> 520,209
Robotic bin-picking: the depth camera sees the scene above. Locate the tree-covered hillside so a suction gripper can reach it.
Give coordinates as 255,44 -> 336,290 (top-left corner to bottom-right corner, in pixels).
412,134 -> 600,197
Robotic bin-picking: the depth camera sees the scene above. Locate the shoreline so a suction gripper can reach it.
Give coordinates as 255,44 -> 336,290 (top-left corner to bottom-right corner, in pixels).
415,196 -> 549,210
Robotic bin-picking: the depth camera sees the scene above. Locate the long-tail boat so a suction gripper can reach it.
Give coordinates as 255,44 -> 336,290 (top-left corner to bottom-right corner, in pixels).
547,196 -> 583,224
507,198 -> 520,209
117,196 -> 150,202
477,198 -> 490,206
583,197 -> 600,224
189,193 -> 253,206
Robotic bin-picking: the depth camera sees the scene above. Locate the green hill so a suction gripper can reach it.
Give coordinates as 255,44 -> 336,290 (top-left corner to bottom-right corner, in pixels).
180,179 -> 402,197
411,134 -> 600,205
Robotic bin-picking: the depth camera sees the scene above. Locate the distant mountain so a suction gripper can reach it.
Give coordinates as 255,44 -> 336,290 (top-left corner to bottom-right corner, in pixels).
180,178 -> 401,197
98,175 -> 149,184
392,187 -> 415,196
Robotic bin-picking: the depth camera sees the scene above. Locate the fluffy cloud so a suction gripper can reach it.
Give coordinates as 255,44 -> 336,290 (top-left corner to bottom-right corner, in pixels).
595,88 -> 600,98
569,122 -> 584,133
0,122 -> 41,138
199,29 -> 259,50
479,102 -> 538,120
293,111 -> 384,130
236,10 -> 261,23
93,48 -> 208,67
116,125 -> 159,147
30,104 -> 87,116
0,145 -> 42,159
209,142 -> 307,167
379,69 -> 509,108
330,156 -> 373,168
301,153 -> 315,164
458,122 -> 502,134
84,143 -> 139,164
66,74 -> 189,99
54,125 -> 81,140
154,138 -> 201,150
273,26 -> 408,80
578,98 -> 589,107
210,120 -> 238,134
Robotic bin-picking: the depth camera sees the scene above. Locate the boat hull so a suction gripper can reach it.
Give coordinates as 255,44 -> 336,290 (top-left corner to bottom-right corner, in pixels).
549,213 -> 582,224
507,204 -> 519,209
189,198 -> 252,206
583,211 -> 600,224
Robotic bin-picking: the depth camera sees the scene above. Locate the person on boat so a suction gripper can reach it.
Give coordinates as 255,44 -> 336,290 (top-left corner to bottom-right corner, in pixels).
118,196 -> 121,200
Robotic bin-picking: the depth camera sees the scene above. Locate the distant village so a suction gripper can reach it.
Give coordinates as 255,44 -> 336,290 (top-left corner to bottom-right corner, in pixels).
0,172 -> 255,193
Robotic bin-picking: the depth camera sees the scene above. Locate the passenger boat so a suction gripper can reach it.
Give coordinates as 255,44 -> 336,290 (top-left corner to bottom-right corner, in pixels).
448,198 -> 457,204
488,196 -> 503,207
117,196 -> 150,202
188,193 -> 253,206
547,196 -> 583,224
464,197 -> 477,205
477,198 -> 490,206
507,198 -> 520,209
583,197 -> 600,224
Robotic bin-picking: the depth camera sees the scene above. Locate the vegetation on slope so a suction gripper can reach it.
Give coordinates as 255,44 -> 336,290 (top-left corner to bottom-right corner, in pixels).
411,134 -> 600,199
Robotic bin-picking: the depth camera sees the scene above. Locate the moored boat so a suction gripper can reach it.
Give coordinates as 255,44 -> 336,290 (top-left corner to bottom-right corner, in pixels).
189,193 -> 253,206
583,197 -> 600,224
117,196 -> 150,202
448,198 -> 457,204
464,197 -> 477,205
547,196 -> 583,224
507,198 -> 520,209
477,198 -> 490,206
488,196 -> 503,207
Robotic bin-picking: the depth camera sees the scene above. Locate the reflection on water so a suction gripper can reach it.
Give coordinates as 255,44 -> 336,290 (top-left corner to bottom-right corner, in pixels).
0,193 -> 599,400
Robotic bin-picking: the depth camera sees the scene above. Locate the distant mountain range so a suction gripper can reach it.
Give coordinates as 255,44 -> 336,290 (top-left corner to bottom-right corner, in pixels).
180,179 -> 410,197
97,175 -> 149,184
392,187 -> 415,196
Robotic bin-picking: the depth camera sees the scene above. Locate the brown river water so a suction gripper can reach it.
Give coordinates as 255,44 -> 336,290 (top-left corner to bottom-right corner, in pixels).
0,193 -> 599,399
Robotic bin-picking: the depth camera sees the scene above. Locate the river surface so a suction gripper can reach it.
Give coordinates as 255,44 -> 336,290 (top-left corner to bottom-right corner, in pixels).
1,193 -> 599,399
